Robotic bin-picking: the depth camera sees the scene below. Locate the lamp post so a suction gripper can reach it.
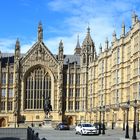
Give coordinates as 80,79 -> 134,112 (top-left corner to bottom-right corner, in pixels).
96,113 -> 97,123
132,99 -> 137,139
102,106 -> 105,135
137,112 -> 139,132
14,112 -> 17,128
125,100 -> 130,139
99,106 -> 102,135
112,112 -> 114,130
123,110 -> 125,131
31,116 -> 34,127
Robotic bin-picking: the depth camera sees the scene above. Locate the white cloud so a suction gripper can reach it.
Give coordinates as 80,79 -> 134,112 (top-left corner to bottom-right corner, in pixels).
0,38 -> 36,54
0,39 -> 15,53
21,41 -> 36,54
47,0 -> 140,54
1,0 -> 140,55
45,34 -> 78,54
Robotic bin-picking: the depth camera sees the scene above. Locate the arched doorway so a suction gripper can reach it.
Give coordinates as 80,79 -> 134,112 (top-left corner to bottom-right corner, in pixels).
0,118 -> 6,127
68,116 -> 73,125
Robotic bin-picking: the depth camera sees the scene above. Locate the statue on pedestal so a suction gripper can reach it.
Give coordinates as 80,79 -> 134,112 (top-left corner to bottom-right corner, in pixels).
43,97 -> 52,118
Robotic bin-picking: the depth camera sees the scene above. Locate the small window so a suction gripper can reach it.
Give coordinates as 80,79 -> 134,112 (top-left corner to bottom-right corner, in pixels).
2,89 -> 6,97
36,115 -> 40,119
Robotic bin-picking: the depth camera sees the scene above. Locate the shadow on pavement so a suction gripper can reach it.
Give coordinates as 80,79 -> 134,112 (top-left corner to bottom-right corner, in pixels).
0,137 -> 20,140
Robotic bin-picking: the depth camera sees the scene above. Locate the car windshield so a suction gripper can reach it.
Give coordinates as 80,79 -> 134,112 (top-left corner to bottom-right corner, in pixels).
82,124 -> 92,127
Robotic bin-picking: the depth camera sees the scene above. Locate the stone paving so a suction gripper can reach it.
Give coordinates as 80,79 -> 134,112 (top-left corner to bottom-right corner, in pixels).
33,126 -> 140,140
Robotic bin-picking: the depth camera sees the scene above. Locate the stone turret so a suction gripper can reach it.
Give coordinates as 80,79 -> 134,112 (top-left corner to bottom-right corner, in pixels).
15,38 -> 20,59
14,38 -> 21,127
58,40 -> 64,61
105,37 -> 109,50
132,11 -> 138,27
121,21 -> 125,37
99,43 -> 102,53
112,31 -> 117,42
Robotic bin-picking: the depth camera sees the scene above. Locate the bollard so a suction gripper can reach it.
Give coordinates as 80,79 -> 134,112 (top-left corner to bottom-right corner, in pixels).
35,132 -> 39,140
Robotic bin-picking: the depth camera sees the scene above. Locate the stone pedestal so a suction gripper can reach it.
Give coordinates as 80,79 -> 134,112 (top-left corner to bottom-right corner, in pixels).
43,118 -> 52,128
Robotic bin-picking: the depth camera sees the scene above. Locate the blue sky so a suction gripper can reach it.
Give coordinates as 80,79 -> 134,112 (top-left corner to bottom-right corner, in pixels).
0,0 -> 140,54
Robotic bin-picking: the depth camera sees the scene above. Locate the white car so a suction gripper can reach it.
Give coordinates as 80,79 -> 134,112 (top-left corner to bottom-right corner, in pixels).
75,123 -> 98,135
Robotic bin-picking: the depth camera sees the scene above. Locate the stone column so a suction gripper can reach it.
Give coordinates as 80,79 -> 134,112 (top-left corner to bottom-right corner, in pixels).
58,62 -> 63,116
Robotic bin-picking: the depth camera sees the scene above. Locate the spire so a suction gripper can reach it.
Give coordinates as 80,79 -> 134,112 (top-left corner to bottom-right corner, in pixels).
87,26 -> 90,34
58,40 -> 64,61
121,21 -> 125,37
59,40 -> 63,48
105,37 -> 109,50
15,38 -> 20,58
99,43 -> 102,53
76,35 -> 80,48
112,30 -> 117,42
38,21 -> 43,42
15,38 -> 20,50
82,26 -> 93,47
74,35 -> 81,55
132,11 -> 136,26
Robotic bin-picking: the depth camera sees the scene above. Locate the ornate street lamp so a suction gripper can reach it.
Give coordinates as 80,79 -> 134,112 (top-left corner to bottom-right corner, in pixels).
125,100 -> 130,139
102,106 -> 105,135
132,99 -> 137,139
112,112 -> 114,130
14,112 -> 17,128
137,111 -> 139,132
99,106 -> 102,135
123,110 -> 125,131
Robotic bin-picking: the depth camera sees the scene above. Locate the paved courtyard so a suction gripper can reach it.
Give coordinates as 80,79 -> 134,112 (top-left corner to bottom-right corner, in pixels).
33,126 -> 140,140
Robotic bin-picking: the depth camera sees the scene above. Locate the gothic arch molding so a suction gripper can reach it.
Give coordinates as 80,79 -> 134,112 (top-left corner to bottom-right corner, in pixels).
22,64 -> 55,111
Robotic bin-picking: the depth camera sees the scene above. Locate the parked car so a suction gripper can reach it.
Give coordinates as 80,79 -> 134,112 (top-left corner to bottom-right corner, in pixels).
75,123 -> 98,135
93,123 -> 106,130
55,122 -> 70,130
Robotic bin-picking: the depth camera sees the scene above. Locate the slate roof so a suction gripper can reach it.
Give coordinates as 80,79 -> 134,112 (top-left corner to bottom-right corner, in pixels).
63,55 -> 80,65
0,53 -> 80,67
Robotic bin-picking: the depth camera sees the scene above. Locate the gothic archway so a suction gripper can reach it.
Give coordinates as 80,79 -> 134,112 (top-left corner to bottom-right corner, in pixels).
68,116 -> 73,125
0,118 -> 6,127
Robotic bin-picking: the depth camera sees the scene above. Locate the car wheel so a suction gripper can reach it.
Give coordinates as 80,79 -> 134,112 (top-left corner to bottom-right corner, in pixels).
75,131 -> 77,134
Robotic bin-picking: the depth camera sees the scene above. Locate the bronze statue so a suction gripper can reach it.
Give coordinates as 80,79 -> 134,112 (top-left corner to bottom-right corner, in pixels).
43,97 -> 52,118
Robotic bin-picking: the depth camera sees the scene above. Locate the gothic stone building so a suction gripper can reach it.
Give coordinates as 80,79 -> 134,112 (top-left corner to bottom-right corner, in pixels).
0,12 -> 140,128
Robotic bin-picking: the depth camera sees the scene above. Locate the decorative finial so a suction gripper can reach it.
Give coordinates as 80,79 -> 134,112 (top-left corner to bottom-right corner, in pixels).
122,21 -> 125,28
76,34 -> 80,48
132,11 -> 136,26
59,40 -> 63,47
99,43 -> 102,53
112,30 -> 117,42
87,26 -> 90,34
121,21 -> 125,37
15,38 -> 20,58
38,21 -> 43,42
113,30 -> 116,36
15,38 -> 20,49
105,37 -> 109,49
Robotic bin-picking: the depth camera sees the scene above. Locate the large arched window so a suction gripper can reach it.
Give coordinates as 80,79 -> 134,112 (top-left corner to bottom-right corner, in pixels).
25,66 -> 51,109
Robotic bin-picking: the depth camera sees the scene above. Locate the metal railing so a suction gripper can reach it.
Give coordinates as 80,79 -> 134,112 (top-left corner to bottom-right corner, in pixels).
27,127 -> 47,140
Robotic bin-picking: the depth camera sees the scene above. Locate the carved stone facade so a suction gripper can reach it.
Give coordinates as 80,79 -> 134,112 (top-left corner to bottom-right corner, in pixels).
0,13 -> 140,128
